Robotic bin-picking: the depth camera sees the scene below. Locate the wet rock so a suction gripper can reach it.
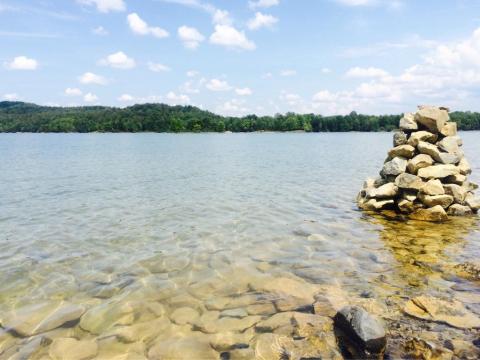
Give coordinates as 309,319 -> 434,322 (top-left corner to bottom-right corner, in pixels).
415,106 -> 448,133
388,144 -> 416,159
360,198 -> 395,211
249,276 -> 318,306
382,157 -> 408,176
229,348 -> 255,360
245,302 -> 276,316
454,262 -> 480,281
418,164 -> 459,179
5,335 -> 51,359
293,220 -> 323,237
399,112 -> 418,130
393,131 -> 407,146
170,306 -> 200,325
209,331 -> 253,352
148,337 -> 218,360
420,179 -> 445,195
410,205 -> 448,222
404,295 -> 480,329
395,173 -> 424,190
407,154 -> 434,174
407,130 -> 438,147
448,204 -> 473,216
102,317 -> 171,343
404,337 -> 453,360
220,308 -> 248,318
333,306 -> 386,358
398,199 -> 416,213
96,337 -> 146,359
49,338 -> 98,360
195,312 -> 262,334
1,301 -> 85,337
251,333 -> 295,360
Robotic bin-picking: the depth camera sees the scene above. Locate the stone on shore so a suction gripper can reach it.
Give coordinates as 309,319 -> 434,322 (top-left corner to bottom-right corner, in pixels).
420,179 -> 445,196
407,131 -> 438,147
360,199 -> 394,211
393,131 -> 407,146
448,204 -> 473,216
417,141 -> 442,162
407,154 -> 434,174
437,136 -> 461,154
399,112 -> 418,130
437,152 -> 461,165
404,296 -> 480,329
333,306 -> 386,358
366,182 -> 398,199
415,106 -> 448,133
418,193 -> 454,208
465,194 -> 480,212
148,337 -> 218,360
388,145 -> 415,159
382,157 -> 408,176
410,205 -> 448,222
417,164 -> 459,179
395,173 -> 424,190
443,184 -> 467,203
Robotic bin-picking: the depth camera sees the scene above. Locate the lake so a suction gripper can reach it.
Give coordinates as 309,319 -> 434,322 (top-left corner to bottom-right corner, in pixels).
1,132 -> 479,358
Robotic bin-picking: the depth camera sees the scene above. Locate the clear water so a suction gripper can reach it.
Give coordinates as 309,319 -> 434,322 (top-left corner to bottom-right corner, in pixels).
1,132 -> 479,358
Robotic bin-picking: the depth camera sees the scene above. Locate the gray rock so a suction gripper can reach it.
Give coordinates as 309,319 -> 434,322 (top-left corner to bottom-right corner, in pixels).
465,194 -> 480,212
334,306 -> 386,357
366,182 -> 398,199
382,157 -> 407,176
393,131 -> 407,146
415,107 -> 449,133
437,136 -> 461,154
437,152 -> 461,165
395,173 -> 424,190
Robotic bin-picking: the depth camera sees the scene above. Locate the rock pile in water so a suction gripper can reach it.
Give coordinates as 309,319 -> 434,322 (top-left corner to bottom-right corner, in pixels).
357,105 -> 479,222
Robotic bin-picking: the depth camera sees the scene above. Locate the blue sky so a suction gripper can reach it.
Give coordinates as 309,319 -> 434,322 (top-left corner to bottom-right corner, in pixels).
2,0 -> 480,116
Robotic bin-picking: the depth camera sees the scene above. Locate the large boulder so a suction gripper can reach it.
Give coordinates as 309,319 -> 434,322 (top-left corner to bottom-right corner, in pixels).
448,204 -> 473,216
437,152 -> 461,165
333,306 -> 386,358
388,145 -> 415,159
407,131 -> 437,147
418,164 -> 459,179
420,179 -> 445,196
407,154 -> 433,174
437,136 -> 461,154
382,157 -> 408,176
395,173 -> 424,190
410,205 -> 448,222
399,112 -> 418,130
415,106 -> 449,133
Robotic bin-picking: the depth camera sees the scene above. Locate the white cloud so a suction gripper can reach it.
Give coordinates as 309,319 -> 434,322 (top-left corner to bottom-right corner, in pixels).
93,26 -> 108,35
5,56 -> 38,70
77,0 -> 126,13
312,90 -> 338,103
335,0 -> 376,6
206,78 -> 232,91
280,69 -> 296,76
65,88 -> 83,96
118,94 -> 135,102
345,66 -> 389,78
100,51 -> 136,69
212,9 -> 232,25
280,92 -> 301,105
127,13 -> 169,38
178,26 -> 205,49
161,1 -> 232,26
181,77 -> 206,94
210,25 -> 256,51
3,93 -> 19,101
148,62 -> 171,72
187,70 -> 199,77
248,0 -> 279,9
166,91 -> 190,105
235,87 -> 252,96
321,67 -> 332,74
247,12 -> 278,30
84,93 -> 98,102
79,72 -> 107,85
216,98 -> 249,116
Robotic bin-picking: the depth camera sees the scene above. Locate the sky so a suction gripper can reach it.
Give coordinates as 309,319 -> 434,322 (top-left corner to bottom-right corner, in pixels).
2,0 -> 480,116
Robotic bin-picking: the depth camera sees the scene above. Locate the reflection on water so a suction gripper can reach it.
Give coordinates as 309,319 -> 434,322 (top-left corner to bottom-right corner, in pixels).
0,132 -> 479,358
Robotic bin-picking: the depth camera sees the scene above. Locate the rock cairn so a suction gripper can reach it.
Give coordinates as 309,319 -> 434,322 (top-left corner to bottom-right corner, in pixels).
358,105 -> 479,222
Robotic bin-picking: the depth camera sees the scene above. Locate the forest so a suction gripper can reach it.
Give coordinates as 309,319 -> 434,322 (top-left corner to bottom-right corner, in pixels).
1,101 -> 480,133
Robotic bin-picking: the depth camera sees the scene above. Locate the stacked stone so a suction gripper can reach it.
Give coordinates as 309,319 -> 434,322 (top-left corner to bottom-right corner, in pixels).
358,105 -> 480,222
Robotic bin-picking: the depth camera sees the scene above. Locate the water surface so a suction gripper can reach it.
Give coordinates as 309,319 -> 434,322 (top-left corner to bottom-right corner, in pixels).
1,132 -> 479,358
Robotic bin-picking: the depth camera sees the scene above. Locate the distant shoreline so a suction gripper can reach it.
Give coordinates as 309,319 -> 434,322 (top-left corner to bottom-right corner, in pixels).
2,101 -> 480,133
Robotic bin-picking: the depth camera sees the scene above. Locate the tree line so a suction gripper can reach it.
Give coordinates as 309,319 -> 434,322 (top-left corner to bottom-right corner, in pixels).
1,101 -> 480,133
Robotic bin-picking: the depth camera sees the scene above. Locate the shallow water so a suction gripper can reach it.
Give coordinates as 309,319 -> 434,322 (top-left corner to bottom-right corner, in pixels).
0,132 -> 479,359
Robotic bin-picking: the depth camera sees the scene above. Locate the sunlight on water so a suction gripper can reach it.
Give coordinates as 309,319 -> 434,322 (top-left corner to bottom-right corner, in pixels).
0,132 -> 479,359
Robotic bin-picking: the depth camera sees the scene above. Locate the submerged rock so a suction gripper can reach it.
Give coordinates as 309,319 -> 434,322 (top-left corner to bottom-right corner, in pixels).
333,306 -> 386,358
49,338 -> 98,360
410,205 -> 448,222
403,295 -> 480,329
